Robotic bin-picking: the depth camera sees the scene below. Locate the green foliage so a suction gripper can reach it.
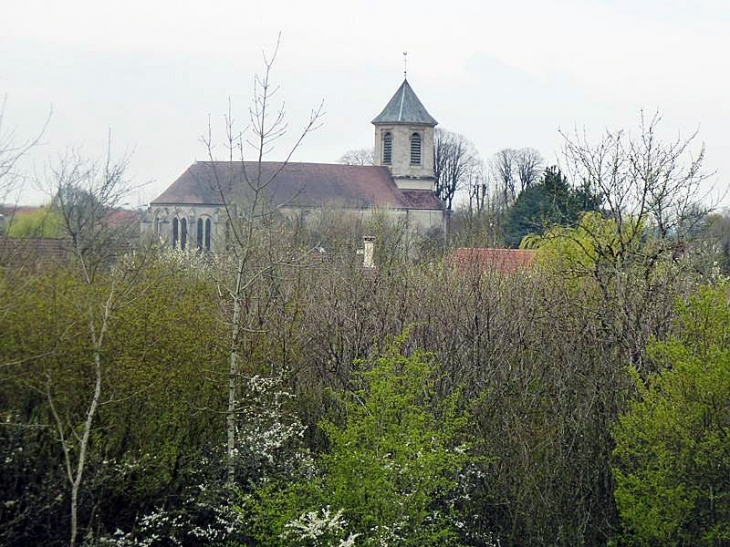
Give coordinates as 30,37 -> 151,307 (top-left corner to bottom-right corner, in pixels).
320,336 -> 470,544
0,209 -> 708,546
523,211 -> 645,275
5,206 -> 64,237
243,334 -> 474,546
504,166 -> 600,248
0,254 -> 231,544
612,285 -> 730,545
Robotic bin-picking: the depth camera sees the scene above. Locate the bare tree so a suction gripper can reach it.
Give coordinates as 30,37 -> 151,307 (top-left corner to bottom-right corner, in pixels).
490,147 -> 544,208
201,35 -> 324,487
562,110 -> 714,252
0,98 -> 50,203
465,160 -> 489,214
514,147 -> 543,192
556,110 -> 715,371
491,148 -> 516,206
434,128 -> 479,211
339,147 -> 373,166
0,98 -> 50,242
41,143 -> 144,547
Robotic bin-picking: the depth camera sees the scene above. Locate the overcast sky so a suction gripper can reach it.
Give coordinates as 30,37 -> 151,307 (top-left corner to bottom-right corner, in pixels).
3,0 -> 728,206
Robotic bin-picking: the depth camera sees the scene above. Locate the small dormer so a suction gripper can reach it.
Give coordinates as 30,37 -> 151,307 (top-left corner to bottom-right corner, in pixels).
372,79 -> 438,191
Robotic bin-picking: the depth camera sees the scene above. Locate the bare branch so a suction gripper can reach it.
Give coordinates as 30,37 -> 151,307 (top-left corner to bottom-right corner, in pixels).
0,97 -> 51,203
434,128 -> 479,211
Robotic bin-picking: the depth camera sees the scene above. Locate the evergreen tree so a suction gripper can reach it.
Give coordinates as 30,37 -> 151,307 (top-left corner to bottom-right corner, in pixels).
504,166 -> 601,247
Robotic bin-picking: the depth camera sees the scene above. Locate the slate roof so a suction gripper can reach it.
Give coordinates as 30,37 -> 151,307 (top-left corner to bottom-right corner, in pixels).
448,248 -> 538,273
151,161 -> 443,211
371,79 -> 438,126
401,190 -> 442,209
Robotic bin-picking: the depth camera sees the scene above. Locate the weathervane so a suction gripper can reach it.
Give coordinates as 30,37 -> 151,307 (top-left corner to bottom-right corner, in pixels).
403,51 -> 408,79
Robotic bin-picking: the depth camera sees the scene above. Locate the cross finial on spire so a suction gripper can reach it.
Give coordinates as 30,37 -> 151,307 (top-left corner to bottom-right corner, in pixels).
403,51 -> 408,79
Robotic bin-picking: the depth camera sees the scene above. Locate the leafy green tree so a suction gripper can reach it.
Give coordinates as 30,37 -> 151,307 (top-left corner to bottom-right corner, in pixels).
612,285 -> 730,545
5,206 -> 64,237
504,165 -> 601,248
0,252 -> 237,546
243,335 -> 478,546
319,338 -> 471,545
522,211 -> 645,276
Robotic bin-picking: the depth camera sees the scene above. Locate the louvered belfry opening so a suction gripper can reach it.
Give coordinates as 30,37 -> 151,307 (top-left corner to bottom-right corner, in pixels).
383,132 -> 393,164
410,132 -> 421,165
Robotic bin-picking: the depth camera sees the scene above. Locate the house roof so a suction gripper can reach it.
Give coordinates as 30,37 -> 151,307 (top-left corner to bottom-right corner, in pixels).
0,237 -> 71,267
371,79 -> 438,126
151,161 -> 443,211
0,205 -> 43,222
448,248 -> 538,273
0,235 -> 135,269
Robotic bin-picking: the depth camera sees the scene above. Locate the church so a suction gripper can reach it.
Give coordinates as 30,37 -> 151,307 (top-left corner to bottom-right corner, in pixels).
141,78 -> 446,250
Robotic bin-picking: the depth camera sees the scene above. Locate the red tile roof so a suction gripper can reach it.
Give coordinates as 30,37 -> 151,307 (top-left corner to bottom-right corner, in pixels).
105,208 -> 140,228
448,248 -> 538,273
151,162 -> 443,212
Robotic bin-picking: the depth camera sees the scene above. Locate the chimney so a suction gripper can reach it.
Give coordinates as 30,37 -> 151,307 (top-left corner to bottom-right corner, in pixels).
363,236 -> 375,269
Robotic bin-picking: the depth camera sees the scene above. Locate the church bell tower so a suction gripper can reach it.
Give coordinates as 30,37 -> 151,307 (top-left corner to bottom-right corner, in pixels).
372,78 -> 438,191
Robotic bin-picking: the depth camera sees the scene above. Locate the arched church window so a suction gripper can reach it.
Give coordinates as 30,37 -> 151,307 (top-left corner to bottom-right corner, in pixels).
383,132 -> 392,165
181,218 -> 188,250
172,218 -> 179,249
154,216 -> 160,236
205,218 -> 212,251
410,132 -> 421,165
197,218 -> 203,249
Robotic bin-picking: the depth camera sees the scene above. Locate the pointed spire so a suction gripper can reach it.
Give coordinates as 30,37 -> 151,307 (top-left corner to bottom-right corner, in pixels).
372,79 -> 438,126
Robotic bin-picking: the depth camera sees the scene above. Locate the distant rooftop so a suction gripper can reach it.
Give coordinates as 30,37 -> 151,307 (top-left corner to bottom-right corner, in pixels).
371,79 -> 438,126
448,248 -> 538,273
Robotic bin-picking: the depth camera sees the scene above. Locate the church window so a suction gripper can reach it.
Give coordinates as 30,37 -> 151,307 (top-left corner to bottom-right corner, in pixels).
410,132 -> 421,165
180,218 -> 188,250
172,218 -> 179,248
196,217 -> 213,251
383,132 -> 392,165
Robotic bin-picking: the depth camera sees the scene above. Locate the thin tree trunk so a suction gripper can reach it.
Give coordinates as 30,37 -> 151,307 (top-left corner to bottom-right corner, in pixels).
69,347 -> 102,547
47,288 -> 112,547
227,258 -> 244,486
